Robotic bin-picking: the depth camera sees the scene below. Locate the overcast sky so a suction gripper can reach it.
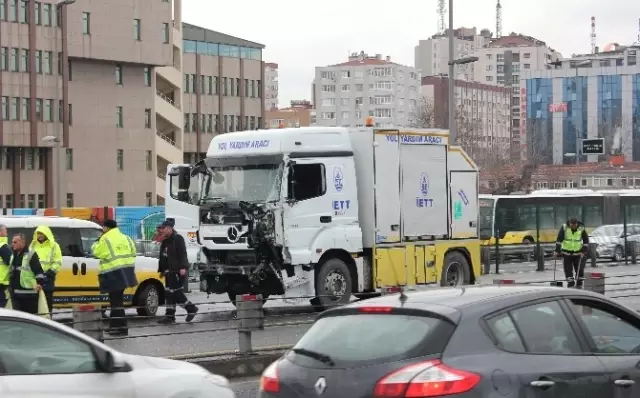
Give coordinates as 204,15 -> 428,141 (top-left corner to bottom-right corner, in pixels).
183,0 -> 639,106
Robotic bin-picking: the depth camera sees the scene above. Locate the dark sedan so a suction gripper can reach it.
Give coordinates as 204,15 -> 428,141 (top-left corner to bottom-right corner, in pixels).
258,285 -> 640,397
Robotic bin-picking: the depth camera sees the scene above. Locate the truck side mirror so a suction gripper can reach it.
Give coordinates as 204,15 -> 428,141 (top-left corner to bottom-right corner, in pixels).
286,165 -> 296,203
169,166 -> 191,202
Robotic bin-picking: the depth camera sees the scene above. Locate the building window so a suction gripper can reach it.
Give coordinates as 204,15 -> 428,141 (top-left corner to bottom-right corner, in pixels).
10,97 -> 18,120
44,99 -> 53,121
42,3 -> 51,26
145,150 -> 152,171
133,19 -> 141,40
207,114 -> 213,133
25,149 -> 33,170
8,0 -> 16,21
21,98 -> 29,121
43,51 -> 52,74
145,192 -> 152,206
35,50 -> 42,73
0,0 -> 5,20
5,195 -> 12,209
1,96 -> 7,120
222,77 -> 228,96
144,108 -> 151,128
34,1 -> 41,25
19,0 -> 27,23
116,192 -> 124,206
9,48 -> 17,71
116,149 -> 123,170
68,103 -> 72,125
27,194 -> 35,208
143,66 -> 151,86
20,49 -> 28,72
162,23 -> 169,43
66,193 -> 74,207
115,64 -> 122,85
184,113 -> 190,132
116,106 -> 123,127
82,12 -> 90,34
37,194 -> 45,208
66,148 -> 73,170
0,47 -> 6,71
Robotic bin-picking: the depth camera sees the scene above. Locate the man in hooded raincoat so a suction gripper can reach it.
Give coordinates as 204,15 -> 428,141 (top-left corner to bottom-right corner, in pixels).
30,226 -> 62,315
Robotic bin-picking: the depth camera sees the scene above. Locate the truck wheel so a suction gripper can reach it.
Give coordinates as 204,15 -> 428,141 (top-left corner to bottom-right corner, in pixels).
227,292 -> 269,307
136,283 -> 160,316
440,251 -> 471,287
315,258 -> 353,309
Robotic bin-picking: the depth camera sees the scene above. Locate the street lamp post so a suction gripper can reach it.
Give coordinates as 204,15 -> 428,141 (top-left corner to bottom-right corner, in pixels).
447,56 -> 479,143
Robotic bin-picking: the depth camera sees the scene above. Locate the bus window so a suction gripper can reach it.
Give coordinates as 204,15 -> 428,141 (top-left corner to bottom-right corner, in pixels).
584,205 -> 603,228
626,204 -> 640,224
540,206 -> 555,229
555,205 -> 568,226
479,198 -> 494,239
517,205 -> 536,230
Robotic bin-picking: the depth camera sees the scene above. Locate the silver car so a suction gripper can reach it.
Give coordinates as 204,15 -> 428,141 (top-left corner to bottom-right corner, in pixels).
589,224 -> 640,261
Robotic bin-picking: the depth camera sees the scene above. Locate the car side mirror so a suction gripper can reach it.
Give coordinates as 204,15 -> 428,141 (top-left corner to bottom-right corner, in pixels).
98,350 -> 126,373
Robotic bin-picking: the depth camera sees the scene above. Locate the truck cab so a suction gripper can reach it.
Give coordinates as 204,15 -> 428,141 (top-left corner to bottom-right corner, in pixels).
166,126 -> 482,308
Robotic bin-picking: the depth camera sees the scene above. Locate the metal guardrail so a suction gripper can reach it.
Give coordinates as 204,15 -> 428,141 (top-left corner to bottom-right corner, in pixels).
156,131 -> 176,146
156,90 -> 179,109
157,171 -> 166,180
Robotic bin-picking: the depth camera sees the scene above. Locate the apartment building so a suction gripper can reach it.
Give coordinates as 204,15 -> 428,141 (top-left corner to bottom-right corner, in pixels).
414,27 -> 492,80
180,23 -> 265,166
471,34 -> 562,155
313,51 -> 420,128
420,76 -> 511,164
264,62 -> 278,110
0,0 -> 177,208
266,100 -> 313,128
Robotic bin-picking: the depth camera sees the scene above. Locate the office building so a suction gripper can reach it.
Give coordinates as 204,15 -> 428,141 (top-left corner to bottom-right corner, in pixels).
313,51 -> 420,128
266,100 -> 313,128
180,23 -> 265,166
471,34 -> 562,154
521,44 -> 640,165
414,27 -> 492,80
0,0 -> 180,208
264,62 -> 278,110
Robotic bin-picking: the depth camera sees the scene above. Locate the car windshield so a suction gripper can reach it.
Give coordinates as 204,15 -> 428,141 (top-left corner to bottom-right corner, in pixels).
200,163 -> 283,203
290,313 -> 453,368
591,225 -> 622,237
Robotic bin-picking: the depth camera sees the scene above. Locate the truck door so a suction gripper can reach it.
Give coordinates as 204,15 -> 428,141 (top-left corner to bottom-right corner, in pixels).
283,158 -> 334,265
449,171 -> 478,239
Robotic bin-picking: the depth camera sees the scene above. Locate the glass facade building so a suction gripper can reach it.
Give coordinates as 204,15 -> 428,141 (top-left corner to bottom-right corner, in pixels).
523,61 -> 640,164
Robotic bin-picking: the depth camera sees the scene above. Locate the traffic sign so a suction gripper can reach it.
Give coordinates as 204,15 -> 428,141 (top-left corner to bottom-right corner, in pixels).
582,138 -> 604,155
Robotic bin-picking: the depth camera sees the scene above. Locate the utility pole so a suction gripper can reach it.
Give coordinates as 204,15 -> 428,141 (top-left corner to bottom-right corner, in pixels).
448,0 -> 455,142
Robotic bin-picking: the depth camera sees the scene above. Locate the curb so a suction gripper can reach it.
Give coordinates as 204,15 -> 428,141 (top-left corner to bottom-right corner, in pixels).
186,351 -> 286,379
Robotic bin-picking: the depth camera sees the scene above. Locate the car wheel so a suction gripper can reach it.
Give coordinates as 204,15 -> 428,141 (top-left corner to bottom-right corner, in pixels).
136,283 -> 160,316
613,245 -> 624,262
315,258 -> 353,309
440,251 -> 471,287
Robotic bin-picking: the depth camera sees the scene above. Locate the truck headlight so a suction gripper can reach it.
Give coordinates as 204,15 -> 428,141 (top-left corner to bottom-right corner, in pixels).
262,211 -> 275,231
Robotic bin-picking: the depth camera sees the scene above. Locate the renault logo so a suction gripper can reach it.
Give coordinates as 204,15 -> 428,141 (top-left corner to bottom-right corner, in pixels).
314,377 -> 327,395
227,226 -> 240,243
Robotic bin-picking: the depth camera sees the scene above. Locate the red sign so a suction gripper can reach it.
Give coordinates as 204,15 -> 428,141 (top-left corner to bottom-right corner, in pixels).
548,102 -> 568,112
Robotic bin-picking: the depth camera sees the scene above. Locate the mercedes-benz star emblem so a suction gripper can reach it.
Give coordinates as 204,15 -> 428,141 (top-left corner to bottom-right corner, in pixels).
314,377 -> 327,395
227,226 -> 239,243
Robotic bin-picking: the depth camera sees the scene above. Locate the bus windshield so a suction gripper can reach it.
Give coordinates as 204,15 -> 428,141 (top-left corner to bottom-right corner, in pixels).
479,198 -> 494,239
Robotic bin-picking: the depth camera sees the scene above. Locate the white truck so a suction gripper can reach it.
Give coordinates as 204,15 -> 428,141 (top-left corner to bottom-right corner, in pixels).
165,125 -> 482,308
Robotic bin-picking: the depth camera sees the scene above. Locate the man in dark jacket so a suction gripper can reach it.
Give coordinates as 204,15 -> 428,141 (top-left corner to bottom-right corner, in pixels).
10,233 -> 46,314
554,217 -> 590,288
157,220 -> 198,324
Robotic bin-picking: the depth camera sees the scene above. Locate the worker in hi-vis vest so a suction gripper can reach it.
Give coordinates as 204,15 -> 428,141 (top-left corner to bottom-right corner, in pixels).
554,217 -> 590,288
0,224 -> 12,308
30,226 -> 62,316
92,219 -> 138,337
9,233 -> 45,314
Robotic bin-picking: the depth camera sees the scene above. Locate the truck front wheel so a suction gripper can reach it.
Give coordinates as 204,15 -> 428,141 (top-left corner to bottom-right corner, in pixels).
315,258 -> 353,309
440,251 -> 471,287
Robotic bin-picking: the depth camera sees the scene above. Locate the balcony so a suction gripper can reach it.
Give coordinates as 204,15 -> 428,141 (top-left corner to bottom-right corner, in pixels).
156,173 -> 167,200
155,90 -> 182,129
156,130 -> 182,165
157,64 -> 181,88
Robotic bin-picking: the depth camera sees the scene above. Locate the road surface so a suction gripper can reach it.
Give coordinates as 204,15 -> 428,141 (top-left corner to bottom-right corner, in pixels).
231,377 -> 260,398
50,259 -> 640,357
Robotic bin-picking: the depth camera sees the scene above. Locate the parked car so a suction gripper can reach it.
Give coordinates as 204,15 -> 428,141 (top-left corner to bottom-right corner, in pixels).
589,224 -> 640,261
260,285 -> 640,397
0,308 -> 234,397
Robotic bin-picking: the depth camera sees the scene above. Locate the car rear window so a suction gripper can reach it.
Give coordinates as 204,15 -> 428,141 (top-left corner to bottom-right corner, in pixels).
290,313 -> 454,368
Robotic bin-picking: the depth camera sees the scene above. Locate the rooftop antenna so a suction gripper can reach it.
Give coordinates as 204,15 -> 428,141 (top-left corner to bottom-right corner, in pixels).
437,0 -> 446,34
591,16 -> 596,54
496,0 -> 502,38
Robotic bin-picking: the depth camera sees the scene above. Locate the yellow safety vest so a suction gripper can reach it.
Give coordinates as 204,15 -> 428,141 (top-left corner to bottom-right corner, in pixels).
0,238 -> 9,286
92,229 -> 136,274
30,244 -> 61,273
10,250 -> 40,294
561,225 -> 584,252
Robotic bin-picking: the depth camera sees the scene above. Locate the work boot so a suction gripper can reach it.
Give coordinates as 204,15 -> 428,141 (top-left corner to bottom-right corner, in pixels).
185,305 -> 199,323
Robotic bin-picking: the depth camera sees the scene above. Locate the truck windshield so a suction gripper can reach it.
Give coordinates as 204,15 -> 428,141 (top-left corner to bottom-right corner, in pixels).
201,163 -> 283,203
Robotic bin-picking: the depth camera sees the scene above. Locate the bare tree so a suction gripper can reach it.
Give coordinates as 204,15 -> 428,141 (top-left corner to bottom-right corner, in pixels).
409,96 -> 436,128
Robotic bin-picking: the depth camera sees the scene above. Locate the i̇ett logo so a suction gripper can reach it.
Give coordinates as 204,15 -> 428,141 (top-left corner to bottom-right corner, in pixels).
416,172 -> 434,208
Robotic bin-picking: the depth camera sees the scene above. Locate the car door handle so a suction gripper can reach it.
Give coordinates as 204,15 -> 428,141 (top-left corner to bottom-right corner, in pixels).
530,380 -> 555,388
72,263 -> 78,275
80,263 -> 86,275
320,216 -> 332,223
614,379 -> 635,387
